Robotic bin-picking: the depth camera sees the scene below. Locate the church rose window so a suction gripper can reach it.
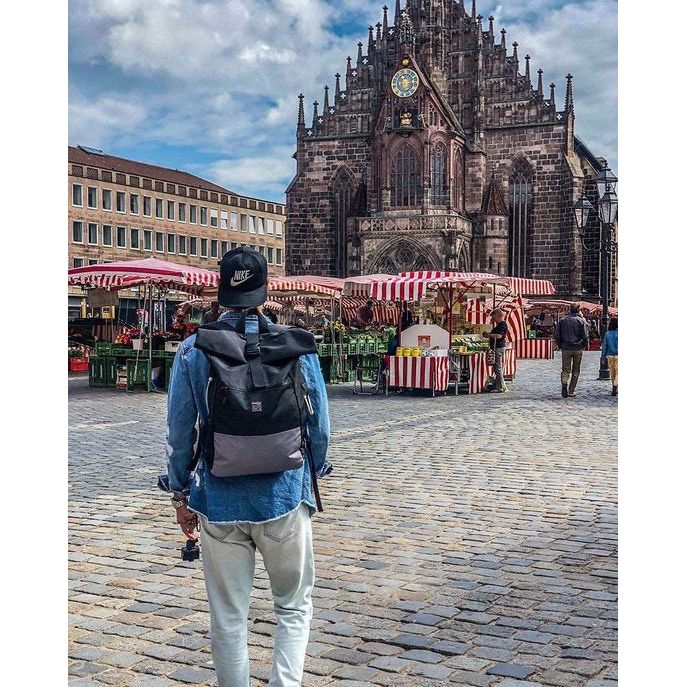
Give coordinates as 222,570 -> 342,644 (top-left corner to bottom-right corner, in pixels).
430,145 -> 447,206
509,159 -> 533,277
391,144 -> 420,207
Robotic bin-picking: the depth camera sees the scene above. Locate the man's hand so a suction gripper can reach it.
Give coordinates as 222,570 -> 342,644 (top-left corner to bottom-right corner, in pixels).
175,503 -> 199,539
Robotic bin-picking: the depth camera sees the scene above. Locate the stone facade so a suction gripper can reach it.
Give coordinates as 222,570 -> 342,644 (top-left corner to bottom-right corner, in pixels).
286,0 -> 615,299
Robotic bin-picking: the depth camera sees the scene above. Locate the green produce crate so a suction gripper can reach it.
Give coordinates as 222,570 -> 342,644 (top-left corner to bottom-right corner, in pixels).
104,356 -> 118,387
317,343 -> 332,358
111,345 -> 133,357
89,358 -> 105,387
126,358 -> 150,392
95,342 -> 112,356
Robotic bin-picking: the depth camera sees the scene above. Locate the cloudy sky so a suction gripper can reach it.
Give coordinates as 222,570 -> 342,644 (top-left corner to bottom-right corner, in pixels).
68,0 -> 617,202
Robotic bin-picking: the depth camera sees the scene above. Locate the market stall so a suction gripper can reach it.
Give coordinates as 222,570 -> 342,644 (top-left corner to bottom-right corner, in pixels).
68,257 -> 219,391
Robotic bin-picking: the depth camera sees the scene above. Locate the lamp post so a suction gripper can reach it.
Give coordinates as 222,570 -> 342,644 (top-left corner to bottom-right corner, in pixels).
573,159 -> 618,380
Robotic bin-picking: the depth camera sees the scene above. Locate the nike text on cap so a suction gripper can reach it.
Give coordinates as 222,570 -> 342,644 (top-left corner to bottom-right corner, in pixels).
217,246 -> 268,308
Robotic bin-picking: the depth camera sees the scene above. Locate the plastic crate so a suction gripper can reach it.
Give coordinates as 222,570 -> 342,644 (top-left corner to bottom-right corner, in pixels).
126,358 -> 150,391
69,357 -> 89,373
95,342 -> 113,356
317,343 -> 332,358
111,345 -> 133,357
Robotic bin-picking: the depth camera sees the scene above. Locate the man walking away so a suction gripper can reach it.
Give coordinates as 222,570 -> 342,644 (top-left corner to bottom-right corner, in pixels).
555,303 -> 589,398
164,247 -> 331,687
601,316 -> 618,396
484,308 -> 508,392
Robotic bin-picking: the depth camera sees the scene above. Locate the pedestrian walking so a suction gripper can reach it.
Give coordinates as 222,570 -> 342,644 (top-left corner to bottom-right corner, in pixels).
163,247 -> 331,687
483,308 -> 508,392
555,302 -> 589,398
601,316 -> 618,396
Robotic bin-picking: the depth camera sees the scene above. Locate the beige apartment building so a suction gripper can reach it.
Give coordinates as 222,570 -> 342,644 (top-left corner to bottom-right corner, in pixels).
68,145 -> 286,315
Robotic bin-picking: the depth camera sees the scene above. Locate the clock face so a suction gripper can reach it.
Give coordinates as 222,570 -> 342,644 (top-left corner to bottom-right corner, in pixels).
391,68 -> 419,98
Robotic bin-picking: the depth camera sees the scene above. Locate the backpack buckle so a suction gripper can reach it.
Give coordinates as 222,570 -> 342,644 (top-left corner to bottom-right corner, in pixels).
245,332 -> 261,357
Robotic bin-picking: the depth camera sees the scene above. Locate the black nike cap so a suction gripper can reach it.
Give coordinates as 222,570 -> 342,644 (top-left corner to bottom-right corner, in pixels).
217,247 -> 268,308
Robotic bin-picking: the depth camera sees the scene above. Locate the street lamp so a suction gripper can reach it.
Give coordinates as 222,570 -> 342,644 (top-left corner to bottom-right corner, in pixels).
573,160 -> 618,380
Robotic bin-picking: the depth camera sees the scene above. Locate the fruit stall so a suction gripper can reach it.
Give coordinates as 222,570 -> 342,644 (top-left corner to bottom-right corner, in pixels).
68,257 -> 218,391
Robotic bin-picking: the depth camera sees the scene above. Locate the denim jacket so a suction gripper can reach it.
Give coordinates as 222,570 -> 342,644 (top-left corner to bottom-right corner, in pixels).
163,311 -> 331,524
601,329 -> 618,358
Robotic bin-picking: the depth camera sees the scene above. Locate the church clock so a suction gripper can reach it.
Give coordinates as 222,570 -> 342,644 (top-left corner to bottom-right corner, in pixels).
391,68 -> 419,98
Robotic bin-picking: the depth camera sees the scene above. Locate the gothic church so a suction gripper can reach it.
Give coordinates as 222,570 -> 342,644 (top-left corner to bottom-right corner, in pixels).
286,0 -> 612,298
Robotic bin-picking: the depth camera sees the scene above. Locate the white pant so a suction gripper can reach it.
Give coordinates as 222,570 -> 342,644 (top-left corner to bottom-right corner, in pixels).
199,503 -> 314,687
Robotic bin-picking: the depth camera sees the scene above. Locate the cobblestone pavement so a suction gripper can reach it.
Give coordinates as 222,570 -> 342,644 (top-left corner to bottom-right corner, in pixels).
69,354 -> 617,687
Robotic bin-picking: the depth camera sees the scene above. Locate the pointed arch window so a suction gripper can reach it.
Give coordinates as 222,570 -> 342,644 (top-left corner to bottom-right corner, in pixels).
333,171 -> 354,277
430,144 -> 447,206
391,144 -> 420,207
509,159 -> 533,277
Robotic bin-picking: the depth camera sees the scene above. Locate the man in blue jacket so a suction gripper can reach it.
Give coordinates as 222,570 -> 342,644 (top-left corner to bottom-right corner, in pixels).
164,247 -> 331,687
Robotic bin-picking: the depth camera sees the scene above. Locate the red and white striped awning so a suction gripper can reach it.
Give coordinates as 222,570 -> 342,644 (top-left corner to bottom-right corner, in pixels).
342,274 -> 399,297
465,299 -> 489,325
340,297 -> 400,325
400,271 -> 555,295
68,257 -> 218,293
268,275 -> 345,297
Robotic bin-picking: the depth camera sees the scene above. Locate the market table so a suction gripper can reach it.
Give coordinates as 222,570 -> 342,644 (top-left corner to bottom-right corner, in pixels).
516,338 -> 554,359
454,353 -> 489,394
386,355 -> 449,394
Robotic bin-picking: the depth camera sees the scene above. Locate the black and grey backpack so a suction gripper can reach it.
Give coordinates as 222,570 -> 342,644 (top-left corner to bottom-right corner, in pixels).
193,310 -> 322,509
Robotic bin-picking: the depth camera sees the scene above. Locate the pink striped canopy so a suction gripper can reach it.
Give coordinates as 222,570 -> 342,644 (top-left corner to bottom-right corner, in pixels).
68,257 -> 218,293
400,271 -> 555,296
465,299 -> 489,325
268,275 -> 345,297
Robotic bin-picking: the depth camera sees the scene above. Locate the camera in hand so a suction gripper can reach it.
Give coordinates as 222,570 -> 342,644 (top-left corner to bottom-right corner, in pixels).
181,538 -> 200,561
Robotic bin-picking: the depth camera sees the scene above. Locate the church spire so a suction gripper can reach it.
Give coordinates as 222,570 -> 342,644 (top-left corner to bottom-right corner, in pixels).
549,82 -> 556,111
537,68 -> 543,97
297,93 -> 305,128
500,28 -> 506,49
488,15 -> 494,39
471,0 -> 476,20
323,85 -> 330,112
394,0 -> 401,25
512,42 -> 518,62
565,73 -> 574,115
376,22 -> 382,44
368,25 -> 374,53
383,5 -> 389,32
525,54 -> 531,83
357,40 -> 363,66
334,73 -> 341,103
312,101 -> 319,128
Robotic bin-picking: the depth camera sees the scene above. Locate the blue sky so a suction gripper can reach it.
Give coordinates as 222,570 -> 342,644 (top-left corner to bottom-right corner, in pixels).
68,0 -> 617,202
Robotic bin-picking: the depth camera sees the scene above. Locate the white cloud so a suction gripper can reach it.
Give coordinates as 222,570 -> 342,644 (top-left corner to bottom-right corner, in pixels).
69,0 -> 618,199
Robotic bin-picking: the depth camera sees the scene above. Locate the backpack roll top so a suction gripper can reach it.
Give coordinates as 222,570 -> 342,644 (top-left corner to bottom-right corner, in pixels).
194,317 -> 317,479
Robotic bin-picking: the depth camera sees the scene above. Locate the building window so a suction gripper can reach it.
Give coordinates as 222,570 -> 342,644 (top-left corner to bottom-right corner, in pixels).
257,217 -> 265,235
189,237 -> 198,255
221,211 -> 228,230
73,257 -> 84,268
221,240 -> 228,256
509,159 -> 533,278
200,207 -> 208,225
143,230 -> 152,251
276,248 -> 283,265
332,171 -> 354,277
102,189 -> 112,211
230,212 -> 238,231
72,220 -> 83,243
276,220 -> 283,237
103,225 -> 113,246
430,144 -> 447,206
130,227 -> 139,249
258,245 -> 265,256
116,226 -> 127,248
267,247 -> 274,264
72,184 -> 83,206
210,239 -> 218,258
87,186 -> 97,209
130,194 -> 139,214
116,191 -> 126,213
200,238 -> 208,257
155,232 -> 164,252
143,196 -> 152,216
88,222 -> 98,245
249,216 -> 256,234
240,214 -> 247,232
178,236 -> 187,254
190,204 -> 197,223
210,209 -> 218,228
266,218 -> 274,235
167,234 -> 176,253
155,199 -> 163,218
88,259 -> 99,266
179,203 -> 186,222
167,200 -> 175,220
391,144 -> 420,207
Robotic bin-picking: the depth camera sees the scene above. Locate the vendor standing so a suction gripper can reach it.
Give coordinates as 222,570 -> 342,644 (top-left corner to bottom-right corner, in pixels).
202,300 -> 220,324
483,308 -> 508,393
355,300 -> 374,327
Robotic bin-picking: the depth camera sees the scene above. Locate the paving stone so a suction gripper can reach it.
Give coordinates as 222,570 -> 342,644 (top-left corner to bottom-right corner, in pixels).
398,649 -> 444,664
486,663 -> 537,679
368,656 -> 413,673
387,633 -> 435,650
167,666 -> 216,683
409,662 -> 454,679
